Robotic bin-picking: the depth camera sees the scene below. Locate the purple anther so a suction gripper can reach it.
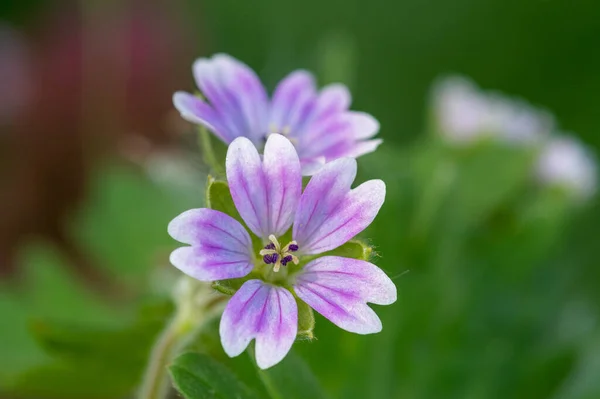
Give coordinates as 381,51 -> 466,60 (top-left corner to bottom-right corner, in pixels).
264,243 -> 276,250
263,254 -> 274,264
288,244 -> 299,252
281,255 -> 293,267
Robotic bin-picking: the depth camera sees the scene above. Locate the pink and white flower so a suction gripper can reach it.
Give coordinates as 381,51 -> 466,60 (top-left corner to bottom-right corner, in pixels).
168,134 -> 395,369
535,135 -> 597,201
173,54 -> 381,175
433,76 -> 554,146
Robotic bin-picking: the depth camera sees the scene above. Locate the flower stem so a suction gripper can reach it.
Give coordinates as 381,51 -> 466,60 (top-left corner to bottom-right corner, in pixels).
137,277 -> 225,399
137,313 -> 191,399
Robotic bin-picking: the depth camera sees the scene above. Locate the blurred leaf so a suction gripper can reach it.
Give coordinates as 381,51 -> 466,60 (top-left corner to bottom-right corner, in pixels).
0,244 -> 126,382
72,162 -> 194,283
3,299 -> 173,399
514,347 -> 577,399
450,144 -> 536,226
170,352 -> 260,399
251,349 -> 329,399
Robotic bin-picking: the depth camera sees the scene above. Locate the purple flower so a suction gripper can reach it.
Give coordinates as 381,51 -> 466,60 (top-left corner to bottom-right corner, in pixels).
168,134 -> 395,369
173,54 -> 382,175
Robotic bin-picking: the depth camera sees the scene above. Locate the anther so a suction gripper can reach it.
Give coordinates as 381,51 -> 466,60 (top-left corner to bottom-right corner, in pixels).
259,236 -> 300,272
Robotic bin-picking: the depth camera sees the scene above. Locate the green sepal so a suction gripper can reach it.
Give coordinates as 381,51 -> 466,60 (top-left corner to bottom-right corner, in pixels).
296,298 -> 316,340
211,280 -> 239,296
304,239 -> 374,263
197,122 -> 227,178
205,178 -> 242,222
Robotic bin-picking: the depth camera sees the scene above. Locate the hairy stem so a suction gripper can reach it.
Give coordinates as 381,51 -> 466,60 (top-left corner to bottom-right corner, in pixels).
137,314 -> 191,399
137,277 -> 225,399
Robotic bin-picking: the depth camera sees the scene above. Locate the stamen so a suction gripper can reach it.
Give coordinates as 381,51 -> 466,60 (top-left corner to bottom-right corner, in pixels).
281,255 -> 293,267
268,235 -> 281,251
260,237 -> 300,272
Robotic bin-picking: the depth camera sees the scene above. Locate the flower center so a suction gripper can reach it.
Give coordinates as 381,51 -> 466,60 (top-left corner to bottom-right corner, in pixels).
259,234 -> 299,272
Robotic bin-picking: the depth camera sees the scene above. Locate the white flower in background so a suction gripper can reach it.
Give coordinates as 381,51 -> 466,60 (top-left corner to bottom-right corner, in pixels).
433,76 -> 554,146
535,135 -> 597,201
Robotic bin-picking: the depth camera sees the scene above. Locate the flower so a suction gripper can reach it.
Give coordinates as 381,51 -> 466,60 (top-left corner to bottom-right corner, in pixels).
535,135 -> 597,201
168,134 -> 396,369
433,76 -> 554,146
173,54 -> 382,175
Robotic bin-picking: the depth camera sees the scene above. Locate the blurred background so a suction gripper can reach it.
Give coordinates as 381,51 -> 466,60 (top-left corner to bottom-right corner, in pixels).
1,0 -> 600,398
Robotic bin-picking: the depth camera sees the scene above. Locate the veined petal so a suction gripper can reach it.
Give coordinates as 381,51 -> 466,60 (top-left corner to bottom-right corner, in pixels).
192,54 -> 269,143
226,136 -> 268,237
293,158 -> 386,254
269,70 -> 317,135
220,280 -> 298,369
294,256 -> 396,334
173,91 -> 229,142
263,134 -> 302,236
168,209 -> 253,281
297,111 -> 379,161
226,135 -> 302,239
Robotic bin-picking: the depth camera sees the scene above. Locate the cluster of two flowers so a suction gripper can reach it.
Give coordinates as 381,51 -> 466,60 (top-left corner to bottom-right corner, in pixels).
169,54 -> 395,369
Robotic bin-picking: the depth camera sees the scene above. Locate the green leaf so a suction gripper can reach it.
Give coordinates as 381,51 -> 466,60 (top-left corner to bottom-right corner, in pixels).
169,352 -> 260,399
251,349 -> 329,399
296,299 -> 315,340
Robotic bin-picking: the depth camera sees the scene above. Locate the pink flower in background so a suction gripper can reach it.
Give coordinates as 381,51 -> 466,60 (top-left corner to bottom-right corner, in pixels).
168,134 -> 396,368
173,54 -> 382,175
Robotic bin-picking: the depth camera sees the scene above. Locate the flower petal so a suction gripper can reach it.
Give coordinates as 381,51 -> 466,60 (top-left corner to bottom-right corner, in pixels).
300,156 -> 326,176
347,111 -> 380,140
173,91 -> 229,142
263,133 -> 302,235
192,54 -> 269,143
168,209 -> 254,281
342,139 -> 383,159
297,111 -> 380,162
226,135 -> 301,239
293,158 -> 386,254
312,83 -> 351,117
269,70 -> 317,135
220,280 -> 298,369
294,256 -> 396,334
